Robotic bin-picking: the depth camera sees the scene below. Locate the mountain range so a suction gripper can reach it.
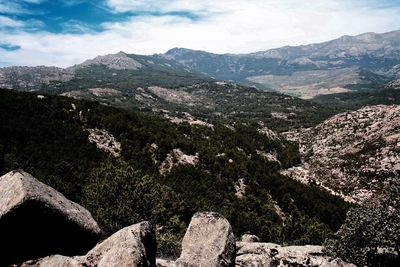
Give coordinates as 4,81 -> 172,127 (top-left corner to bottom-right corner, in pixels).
164,30 -> 400,98
1,30 -> 399,104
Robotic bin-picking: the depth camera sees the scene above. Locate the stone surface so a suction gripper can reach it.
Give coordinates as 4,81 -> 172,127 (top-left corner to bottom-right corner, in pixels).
0,170 -> 101,266
156,258 -> 176,267
235,242 -> 356,267
282,105 -> 400,203
240,234 -> 260,243
176,212 -> 236,267
70,51 -> 142,70
19,221 -> 156,267
83,221 -> 156,267
20,255 -> 81,267
0,66 -> 73,90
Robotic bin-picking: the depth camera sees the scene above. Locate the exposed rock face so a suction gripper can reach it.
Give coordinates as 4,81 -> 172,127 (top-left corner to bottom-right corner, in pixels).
0,66 -> 73,90
0,170 -> 101,266
83,221 -> 156,267
20,222 -> 156,267
385,79 -> 400,89
159,148 -> 199,175
70,52 -> 142,70
87,128 -> 121,157
176,212 -> 236,267
235,242 -> 356,267
282,105 -> 400,203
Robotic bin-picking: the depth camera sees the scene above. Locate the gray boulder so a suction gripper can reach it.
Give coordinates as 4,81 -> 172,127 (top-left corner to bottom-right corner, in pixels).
235,242 -> 357,267
83,221 -> 156,267
20,255 -> 80,267
20,221 -> 156,267
0,170 -> 101,266
176,212 -> 236,267
240,234 -> 260,243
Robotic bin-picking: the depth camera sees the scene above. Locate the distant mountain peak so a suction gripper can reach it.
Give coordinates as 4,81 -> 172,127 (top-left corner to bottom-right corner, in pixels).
166,47 -> 191,55
69,52 -> 142,71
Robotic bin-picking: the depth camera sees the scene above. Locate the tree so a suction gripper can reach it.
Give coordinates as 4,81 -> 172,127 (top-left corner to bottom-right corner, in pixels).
326,180 -> 400,266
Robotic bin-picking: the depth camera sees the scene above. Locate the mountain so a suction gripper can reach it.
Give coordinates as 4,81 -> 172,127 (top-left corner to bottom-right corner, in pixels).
0,52 -> 340,132
0,51 -> 206,91
164,30 -> 400,99
282,105 -> 400,203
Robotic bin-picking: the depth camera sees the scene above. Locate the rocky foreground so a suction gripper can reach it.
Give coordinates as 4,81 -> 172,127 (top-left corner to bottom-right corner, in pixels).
0,170 -> 355,267
282,105 -> 400,203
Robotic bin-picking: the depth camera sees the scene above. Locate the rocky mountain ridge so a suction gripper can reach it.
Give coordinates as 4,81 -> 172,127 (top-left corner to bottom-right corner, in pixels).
68,51 -> 143,71
0,51 -> 193,91
282,104 -> 400,203
164,30 -> 400,98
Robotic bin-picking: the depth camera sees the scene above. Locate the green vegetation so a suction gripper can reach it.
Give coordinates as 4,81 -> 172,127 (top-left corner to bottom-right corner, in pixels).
326,181 -> 400,266
314,88 -> 400,110
0,89 -> 349,257
39,64 -> 339,132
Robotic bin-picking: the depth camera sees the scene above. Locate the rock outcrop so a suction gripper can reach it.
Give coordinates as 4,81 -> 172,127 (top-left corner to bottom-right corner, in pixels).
0,66 -> 73,90
0,170 -> 101,266
175,212 -> 236,267
70,52 -> 142,71
20,222 -> 156,267
283,105 -> 400,203
236,242 -> 356,267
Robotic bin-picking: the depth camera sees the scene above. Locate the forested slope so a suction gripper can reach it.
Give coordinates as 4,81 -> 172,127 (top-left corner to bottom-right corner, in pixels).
0,89 -> 349,256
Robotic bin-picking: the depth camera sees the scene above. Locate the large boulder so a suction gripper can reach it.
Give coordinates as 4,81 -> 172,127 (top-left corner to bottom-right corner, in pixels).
176,212 -> 236,267
235,242 -> 357,267
20,255 -> 80,267
20,221 -> 156,267
0,170 -> 101,266
240,234 -> 260,243
83,221 -> 156,267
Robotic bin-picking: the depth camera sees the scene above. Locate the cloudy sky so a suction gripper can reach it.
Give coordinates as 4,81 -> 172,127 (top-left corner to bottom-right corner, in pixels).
1,0 -> 400,67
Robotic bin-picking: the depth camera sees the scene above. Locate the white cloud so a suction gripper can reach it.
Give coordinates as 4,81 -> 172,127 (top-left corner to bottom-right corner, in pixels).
1,0 -> 400,67
0,0 -> 45,14
0,15 -> 25,28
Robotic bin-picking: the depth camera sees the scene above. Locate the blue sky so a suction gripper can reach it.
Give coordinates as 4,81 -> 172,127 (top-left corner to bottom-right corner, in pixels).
1,0 -> 400,67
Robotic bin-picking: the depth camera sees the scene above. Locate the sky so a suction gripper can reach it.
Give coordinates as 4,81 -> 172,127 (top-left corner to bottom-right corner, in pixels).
1,0 -> 400,67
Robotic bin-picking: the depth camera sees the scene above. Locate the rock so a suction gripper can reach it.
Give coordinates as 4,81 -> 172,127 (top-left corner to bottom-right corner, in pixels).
19,255 -> 81,267
83,221 -> 156,267
282,104 -> 400,204
235,242 -> 356,267
156,258 -> 176,267
0,170 -> 101,266
176,212 -> 236,267
19,221 -> 156,267
321,258 -> 357,267
240,234 -> 260,243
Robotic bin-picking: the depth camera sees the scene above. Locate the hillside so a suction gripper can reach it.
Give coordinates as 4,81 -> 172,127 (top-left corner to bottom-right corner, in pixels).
0,89 -> 350,257
0,53 -> 340,132
164,30 -> 400,99
282,105 -> 400,203
0,52 -> 208,91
